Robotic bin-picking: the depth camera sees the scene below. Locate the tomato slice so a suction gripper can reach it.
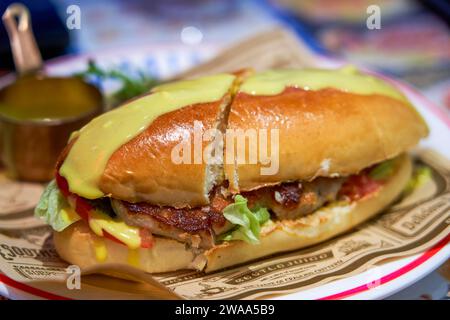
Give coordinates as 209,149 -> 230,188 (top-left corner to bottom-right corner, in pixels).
74,196 -> 92,221
55,172 -> 70,198
55,171 -> 153,248
339,173 -> 382,201
103,230 -> 126,245
139,228 -> 154,249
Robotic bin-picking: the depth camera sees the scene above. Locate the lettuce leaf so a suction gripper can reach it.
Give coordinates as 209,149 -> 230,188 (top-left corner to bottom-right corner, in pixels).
403,166 -> 432,195
34,180 -> 80,231
219,195 -> 270,244
369,159 -> 396,180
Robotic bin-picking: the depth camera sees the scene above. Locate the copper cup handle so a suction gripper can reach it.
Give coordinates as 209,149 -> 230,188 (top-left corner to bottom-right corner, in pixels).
2,3 -> 43,75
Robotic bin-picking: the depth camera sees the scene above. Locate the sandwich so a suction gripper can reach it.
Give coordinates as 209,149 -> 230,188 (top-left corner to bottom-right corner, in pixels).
35,67 -> 428,273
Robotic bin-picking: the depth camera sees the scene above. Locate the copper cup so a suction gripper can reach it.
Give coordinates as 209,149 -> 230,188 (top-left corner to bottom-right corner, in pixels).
0,4 -> 103,182
0,76 -> 103,181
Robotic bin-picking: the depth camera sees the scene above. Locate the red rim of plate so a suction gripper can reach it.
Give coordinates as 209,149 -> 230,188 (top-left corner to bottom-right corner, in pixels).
0,274 -> 70,300
319,234 -> 450,300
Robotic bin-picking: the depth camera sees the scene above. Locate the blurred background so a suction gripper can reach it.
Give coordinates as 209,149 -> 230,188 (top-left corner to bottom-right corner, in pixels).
0,3 -> 448,70
0,0 -> 449,107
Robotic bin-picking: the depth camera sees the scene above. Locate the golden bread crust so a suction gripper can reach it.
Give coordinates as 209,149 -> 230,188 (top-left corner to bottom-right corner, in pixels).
225,88 -> 427,192
99,97 -> 230,207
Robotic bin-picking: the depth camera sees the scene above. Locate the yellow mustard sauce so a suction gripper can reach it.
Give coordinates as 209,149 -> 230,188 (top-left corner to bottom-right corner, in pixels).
58,206 -> 81,226
60,74 -> 236,199
93,238 -> 108,262
127,249 -> 140,268
239,66 -> 408,103
88,209 -> 142,249
0,76 -> 100,121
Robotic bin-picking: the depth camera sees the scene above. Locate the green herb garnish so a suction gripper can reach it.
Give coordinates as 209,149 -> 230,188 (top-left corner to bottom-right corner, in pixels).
76,60 -> 160,107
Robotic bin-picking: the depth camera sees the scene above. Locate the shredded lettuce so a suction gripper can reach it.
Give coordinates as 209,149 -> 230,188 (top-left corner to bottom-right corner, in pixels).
34,180 -> 80,231
369,159 -> 395,180
403,166 -> 432,195
219,195 -> 270,244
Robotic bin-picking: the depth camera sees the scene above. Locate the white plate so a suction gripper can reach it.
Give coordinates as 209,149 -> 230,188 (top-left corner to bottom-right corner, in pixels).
0,45 -> 449,300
